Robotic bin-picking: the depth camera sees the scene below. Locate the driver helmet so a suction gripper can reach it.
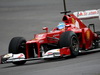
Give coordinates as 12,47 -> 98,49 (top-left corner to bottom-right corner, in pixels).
57,22 -> 65,30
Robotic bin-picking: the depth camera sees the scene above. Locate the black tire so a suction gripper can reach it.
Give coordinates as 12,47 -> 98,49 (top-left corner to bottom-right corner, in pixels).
94,31 -> 100,48
9,37 -> 26,65
95,31 -> 100,35
59,31 -> 79,57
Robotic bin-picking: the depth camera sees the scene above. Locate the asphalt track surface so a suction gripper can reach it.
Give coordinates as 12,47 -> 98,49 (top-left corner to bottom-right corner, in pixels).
0,0 -> 100,75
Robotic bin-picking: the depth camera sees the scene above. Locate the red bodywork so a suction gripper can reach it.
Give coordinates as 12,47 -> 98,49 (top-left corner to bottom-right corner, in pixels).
25,14 -> 98,59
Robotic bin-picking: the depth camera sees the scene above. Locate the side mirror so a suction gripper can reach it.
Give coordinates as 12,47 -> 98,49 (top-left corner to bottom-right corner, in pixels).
42,27 -> 48,33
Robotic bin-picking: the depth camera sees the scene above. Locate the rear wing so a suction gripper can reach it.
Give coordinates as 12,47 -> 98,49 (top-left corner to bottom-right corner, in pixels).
73,9 -> 100,20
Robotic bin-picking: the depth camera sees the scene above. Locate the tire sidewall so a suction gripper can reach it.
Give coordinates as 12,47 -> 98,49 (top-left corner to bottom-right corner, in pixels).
9,37 -> 26,54
70,35 -> 79,56
59,31 -> 79,57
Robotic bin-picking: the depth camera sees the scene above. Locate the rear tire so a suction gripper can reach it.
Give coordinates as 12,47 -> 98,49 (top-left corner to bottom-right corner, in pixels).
94,31 -> 100,48
59,31 -> 79,57
95,31 -> 100,35
9,37 -> 26,65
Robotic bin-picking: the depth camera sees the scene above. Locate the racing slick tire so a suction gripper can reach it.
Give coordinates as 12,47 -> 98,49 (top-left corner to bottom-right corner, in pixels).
8,37 -> 26,65
94,31 -> 100,48
59,31 -> 79,57
95,31 -> 100,35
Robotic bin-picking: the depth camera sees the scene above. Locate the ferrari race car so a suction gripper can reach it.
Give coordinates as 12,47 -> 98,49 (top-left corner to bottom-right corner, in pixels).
0,0 -> 100,65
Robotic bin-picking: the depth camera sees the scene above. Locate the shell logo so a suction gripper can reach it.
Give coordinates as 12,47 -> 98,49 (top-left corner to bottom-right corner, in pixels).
86,30 -> 90,41
71,18 -> 80,28
72,18 -> 76,24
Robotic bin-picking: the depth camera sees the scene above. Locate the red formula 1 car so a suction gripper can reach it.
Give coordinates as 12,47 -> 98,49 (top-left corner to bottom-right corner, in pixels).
0,0 -> 100,65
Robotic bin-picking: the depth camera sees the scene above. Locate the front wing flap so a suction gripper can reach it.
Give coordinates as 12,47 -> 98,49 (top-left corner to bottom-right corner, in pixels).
0,53 -> 25,64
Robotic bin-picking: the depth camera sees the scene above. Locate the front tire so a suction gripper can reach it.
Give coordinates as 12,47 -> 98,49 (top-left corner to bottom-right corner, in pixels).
9,37 -> 26,65
59,31 -> 79,57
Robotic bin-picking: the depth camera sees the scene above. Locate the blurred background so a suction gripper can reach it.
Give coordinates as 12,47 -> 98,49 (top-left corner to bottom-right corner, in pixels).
0,0 -> 100,75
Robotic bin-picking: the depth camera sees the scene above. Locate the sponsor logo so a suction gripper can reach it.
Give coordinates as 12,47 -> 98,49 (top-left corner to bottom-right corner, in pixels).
39,40 -> 44,43
78,10 -> 98,16
53,34 -> 59,37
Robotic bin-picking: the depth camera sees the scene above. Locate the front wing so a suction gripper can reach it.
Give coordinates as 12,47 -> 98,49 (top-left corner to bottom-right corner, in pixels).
0,47 -> 71,64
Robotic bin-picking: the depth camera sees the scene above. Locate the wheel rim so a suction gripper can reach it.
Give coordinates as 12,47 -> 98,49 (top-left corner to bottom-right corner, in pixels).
18,41 -> 26,52
71,36 -> 79,52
